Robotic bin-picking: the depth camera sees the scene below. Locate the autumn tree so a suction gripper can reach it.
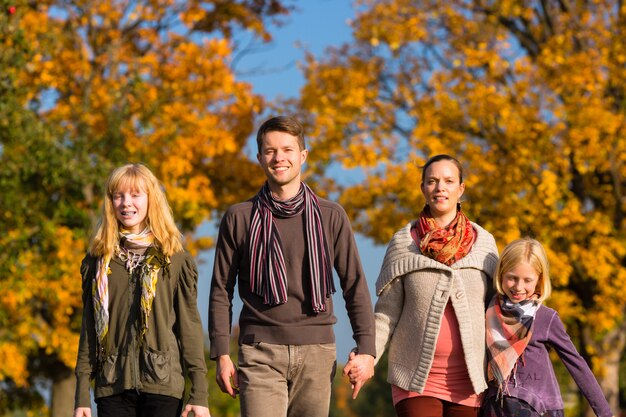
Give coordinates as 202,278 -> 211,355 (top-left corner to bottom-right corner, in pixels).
292,1 -> 626,416
0,0 -> 291,415
0,2 -> 82,414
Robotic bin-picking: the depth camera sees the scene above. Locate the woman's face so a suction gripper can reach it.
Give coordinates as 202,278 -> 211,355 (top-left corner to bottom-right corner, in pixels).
112,187 -> 148,233
421,160 -> 465,224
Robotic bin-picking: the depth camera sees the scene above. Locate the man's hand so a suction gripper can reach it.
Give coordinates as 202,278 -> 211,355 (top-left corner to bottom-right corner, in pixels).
342,351 -> 375,399
216,355 -> 239,398
181,404 -> 210,417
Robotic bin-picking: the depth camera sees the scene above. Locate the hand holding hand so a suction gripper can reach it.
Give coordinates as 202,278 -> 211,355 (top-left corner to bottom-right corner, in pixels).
342,351 -> 375,399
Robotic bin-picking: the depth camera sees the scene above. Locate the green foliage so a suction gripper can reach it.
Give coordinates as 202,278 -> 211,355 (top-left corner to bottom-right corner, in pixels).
184,333 -> 241,417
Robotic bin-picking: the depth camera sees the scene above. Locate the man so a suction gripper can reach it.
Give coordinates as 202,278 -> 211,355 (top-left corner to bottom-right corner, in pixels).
209,116 -> 375,417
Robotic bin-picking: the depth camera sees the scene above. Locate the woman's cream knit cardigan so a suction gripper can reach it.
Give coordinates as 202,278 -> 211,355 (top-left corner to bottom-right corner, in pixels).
374,221 -> 498,395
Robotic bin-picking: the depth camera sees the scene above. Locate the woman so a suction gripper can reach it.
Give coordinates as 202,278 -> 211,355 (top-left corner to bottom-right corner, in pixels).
350,154 -> 498,417
73,164 -> 209,417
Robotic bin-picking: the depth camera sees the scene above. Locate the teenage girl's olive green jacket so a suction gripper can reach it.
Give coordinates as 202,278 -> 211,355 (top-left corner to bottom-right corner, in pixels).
74,250 -> 208,408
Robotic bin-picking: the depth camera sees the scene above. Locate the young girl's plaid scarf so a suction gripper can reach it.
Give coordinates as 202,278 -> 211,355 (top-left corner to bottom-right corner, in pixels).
486,294 -> 540,396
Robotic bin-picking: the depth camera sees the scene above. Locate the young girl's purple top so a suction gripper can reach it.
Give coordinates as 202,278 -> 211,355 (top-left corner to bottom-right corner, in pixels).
484,304 -> 613,417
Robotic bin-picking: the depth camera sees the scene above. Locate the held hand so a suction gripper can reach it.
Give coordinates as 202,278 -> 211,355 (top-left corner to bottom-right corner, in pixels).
73,407 -> 92,417
343,351 -> 374,381
181,404 -> 210,417
342,351 -> 375,399
216,355 -> 239,398
342,351 -> 358,379
343,351 -> 365,381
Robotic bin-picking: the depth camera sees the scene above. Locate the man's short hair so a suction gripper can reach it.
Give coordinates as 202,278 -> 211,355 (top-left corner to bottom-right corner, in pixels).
256,116 -> 306,153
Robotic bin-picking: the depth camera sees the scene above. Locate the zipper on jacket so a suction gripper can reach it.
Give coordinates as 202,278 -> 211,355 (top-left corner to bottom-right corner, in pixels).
128,268 -> 142,392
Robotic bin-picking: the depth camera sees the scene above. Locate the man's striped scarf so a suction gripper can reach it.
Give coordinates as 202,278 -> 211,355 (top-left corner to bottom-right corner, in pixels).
249,182 -> 335,312
486,294 -> 540,394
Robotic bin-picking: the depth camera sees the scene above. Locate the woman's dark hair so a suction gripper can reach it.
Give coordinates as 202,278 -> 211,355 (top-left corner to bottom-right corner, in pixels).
420,154 -> 464,185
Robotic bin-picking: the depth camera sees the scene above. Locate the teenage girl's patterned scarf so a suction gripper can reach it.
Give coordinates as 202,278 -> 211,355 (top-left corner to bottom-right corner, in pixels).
249,182 -> 335,312
413,205 -> 476,265
486,294 -> 540,395
93,227 -> 166,356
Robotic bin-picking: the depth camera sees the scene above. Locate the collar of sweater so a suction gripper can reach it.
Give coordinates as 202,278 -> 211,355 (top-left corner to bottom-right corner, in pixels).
375,221 -> 498,295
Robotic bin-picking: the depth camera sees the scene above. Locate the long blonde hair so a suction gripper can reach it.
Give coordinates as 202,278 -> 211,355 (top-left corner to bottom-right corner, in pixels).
88,163 -> 183,257
494,237 -> 552,303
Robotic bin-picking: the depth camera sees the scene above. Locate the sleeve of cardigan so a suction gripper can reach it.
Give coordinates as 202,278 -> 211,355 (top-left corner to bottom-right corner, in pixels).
373,276 -> 404,365
548,311 -> 613,417
175,253 -> 209,407
74,256 -> 98,409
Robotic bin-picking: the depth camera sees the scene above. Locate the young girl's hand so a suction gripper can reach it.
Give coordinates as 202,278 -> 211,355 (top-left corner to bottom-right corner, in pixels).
73,407 -> 91,417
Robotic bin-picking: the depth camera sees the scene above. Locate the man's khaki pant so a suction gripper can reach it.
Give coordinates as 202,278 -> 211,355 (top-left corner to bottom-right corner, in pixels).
238,342 -> 337,417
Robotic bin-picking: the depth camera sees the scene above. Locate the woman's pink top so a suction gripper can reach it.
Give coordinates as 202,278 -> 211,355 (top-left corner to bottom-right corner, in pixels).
391,302 -> 482,407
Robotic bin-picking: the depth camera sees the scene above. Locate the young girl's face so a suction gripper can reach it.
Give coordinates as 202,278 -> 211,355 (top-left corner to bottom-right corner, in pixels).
112,187 -> 148,234
501,261 -> 540,303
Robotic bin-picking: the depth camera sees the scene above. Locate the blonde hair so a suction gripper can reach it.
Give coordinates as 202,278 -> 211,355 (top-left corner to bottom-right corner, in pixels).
494,237 -> 552,303
88,163 -> 183,257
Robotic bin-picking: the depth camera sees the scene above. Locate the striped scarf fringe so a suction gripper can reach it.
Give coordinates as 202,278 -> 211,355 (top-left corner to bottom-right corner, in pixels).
249,182 -> 335,312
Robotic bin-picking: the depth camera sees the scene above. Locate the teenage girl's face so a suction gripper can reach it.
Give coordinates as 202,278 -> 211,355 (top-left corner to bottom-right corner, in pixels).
501,261 -> 540,303
112,187 -> 148,234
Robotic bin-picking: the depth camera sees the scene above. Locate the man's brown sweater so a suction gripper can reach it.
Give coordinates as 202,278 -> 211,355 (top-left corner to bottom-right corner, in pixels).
209,195 -> 376,358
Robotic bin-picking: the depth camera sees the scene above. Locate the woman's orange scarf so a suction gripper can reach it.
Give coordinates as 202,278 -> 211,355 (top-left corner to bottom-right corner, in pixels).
412,206 -> 476,265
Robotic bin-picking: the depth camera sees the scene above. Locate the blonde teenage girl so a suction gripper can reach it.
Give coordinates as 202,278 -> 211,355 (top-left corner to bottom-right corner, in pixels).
483,238 -> 613,417
73,164 -> 209,417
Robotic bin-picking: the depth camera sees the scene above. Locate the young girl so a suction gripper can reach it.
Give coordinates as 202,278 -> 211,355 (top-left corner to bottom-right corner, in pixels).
483,238 -> 613,417
73,164 -> 210,417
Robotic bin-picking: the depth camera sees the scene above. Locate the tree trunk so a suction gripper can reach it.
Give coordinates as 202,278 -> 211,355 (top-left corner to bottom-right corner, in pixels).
582,326 -> 624,417
50,367 -> 76,417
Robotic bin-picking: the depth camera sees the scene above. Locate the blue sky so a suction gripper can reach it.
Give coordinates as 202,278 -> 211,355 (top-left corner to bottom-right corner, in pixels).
234,0 -> 356,101
196,0 -> 387,362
